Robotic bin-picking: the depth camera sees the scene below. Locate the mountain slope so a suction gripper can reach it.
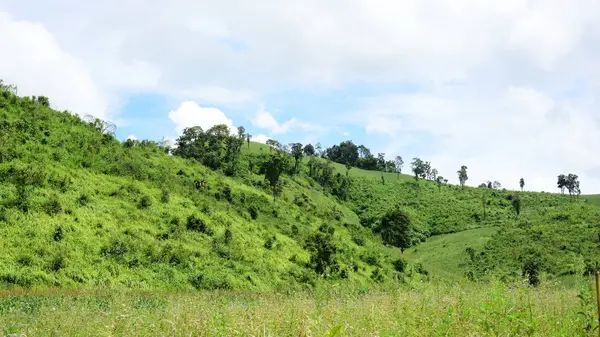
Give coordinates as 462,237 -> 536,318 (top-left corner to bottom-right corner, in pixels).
0,89 -> 402,290
2,84 -> 600,291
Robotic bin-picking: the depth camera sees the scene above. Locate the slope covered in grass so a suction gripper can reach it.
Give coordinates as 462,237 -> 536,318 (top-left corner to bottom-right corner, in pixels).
0,89 -> 405,290
2,83 -> 600,293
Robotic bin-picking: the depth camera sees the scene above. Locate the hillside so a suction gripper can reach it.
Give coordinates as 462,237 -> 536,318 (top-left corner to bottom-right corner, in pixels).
0,89 -> 405,290
2,84 -> 600,293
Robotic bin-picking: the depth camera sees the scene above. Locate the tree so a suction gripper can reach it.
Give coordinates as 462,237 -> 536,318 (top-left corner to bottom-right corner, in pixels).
315,142 -> 322,156
237,126 -> 246,139
457,165 -> 468,188
377,153 -> 386,171
519,178 -> 525,192
492,180 -> 501,189
246,133 -> 252,148
423,161 -> 432,180
557,174 -> 567,195
345,163 -> 352,177
303,143 -> 315,156
394,156 -> 404,179
376,209 -> 412,252
482,191 -> 487,219
566,173 -> 580,200
487,181 -> 492,189
411,158 -> 425,180
262,152 -> 290,204
224,131 -> 244,176
266,139 -> 281,151
522,258 -> 540,286
430,168 -> 438,182
290,143 -> 304,173
340,141 -> 359,167
512,195 -> 521,217
436,176 -> 445,192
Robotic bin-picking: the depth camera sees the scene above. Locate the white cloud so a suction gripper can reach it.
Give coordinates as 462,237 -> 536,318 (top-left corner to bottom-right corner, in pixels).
168,101 -> 234,134
5,0 -> 600,191
252,106 -> 324,134
126,134 -> 138,141
176,86 -> 255,105
343,132 -> 350,136
253,134 -> 270,144
361,85 -> 600,192
0,12 -> 108,119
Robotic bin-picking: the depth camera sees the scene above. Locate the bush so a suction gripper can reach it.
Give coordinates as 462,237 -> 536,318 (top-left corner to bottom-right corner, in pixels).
392,258 -> 407,273
139,195 -> 152,209
49,254 -> 65,272
264,236 -> 276,250
370,268 -> 385,283
222,185 -> 233,203
186,215 -> 211,234
305,228 -> 338,276
248,205 -> 258,220
44,196 -> 62,216
415,263 -> 428,276
224,228 -> 233,244
53,225 -> 63,242
523,259 -> 540,286
160,189 -> 170,203
78,193 -> 89,206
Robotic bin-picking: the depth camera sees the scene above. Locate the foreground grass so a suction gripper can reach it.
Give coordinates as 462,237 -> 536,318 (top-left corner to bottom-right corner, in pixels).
1,280 -> 596,336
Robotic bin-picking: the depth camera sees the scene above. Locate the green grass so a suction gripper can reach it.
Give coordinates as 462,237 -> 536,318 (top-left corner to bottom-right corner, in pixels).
584,194 -> 600,206
402,227 -> 498,280
1,279 -> 596,336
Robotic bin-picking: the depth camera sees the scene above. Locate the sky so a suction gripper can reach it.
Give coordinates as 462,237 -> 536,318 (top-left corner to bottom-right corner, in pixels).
2,0 -> 600,193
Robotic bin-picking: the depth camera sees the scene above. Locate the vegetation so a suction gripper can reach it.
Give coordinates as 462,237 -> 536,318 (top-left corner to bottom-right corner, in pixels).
3,79 -> 600,334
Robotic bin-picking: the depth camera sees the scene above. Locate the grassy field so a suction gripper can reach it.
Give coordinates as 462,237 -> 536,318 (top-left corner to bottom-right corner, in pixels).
1,280 -> 596,337
402,227 -> 498,280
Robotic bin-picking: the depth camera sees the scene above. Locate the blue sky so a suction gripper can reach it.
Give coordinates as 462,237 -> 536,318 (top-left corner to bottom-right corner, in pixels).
3,0 -> 600,192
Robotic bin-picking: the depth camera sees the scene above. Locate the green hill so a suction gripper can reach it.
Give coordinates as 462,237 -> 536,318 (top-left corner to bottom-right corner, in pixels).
0,90 -> 399,290
2,83 -> 600,294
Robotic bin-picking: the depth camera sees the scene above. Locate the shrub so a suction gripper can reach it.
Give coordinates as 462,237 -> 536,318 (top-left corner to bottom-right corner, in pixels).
415,263 -> 428,276
392,258 -> 407,273
361,251 -> 380,266
53,225 -> 63,242
264,236 -> 276,250
160,189 -> 170,203
49,254 -> 65,272
248,205 -> 258,220
78,193 -> 89,206
222,185 -> 233,203
139,195 -> 152,209
370,268 -> 385,283
17,254 -> 33,266
186,215 -> 211,234
44,196 -> 62,216
224,228 -> 233,244
523,259 -> 540,286
305,227 -> 338,276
